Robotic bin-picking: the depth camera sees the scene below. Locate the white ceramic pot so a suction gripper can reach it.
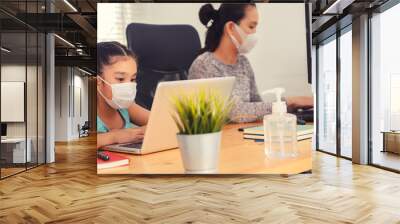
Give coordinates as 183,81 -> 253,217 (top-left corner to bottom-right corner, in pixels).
176,131 -> 222,174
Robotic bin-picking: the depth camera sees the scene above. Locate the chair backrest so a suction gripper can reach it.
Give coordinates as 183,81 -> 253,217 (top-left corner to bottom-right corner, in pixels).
126,23 -> 201,109
82,121 -> 90,130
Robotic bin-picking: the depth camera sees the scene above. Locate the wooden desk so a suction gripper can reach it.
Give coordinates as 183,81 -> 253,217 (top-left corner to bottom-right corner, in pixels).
381,131 -> 400,154
98,123 -> 312,175
1,138 -> 32,164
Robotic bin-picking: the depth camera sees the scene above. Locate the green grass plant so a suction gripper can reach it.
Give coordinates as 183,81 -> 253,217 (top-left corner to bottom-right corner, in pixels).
171,90 -> 233,135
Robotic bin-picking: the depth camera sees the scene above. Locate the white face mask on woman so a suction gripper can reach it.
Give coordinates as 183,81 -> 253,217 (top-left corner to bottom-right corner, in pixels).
97,75 -> 136,109
229,23 -> 258,54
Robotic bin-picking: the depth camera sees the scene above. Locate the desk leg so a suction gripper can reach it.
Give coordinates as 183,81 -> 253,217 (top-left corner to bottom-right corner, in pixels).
280,170 -> 312,178
382,133 -> 386,153
301,170 -> 312,174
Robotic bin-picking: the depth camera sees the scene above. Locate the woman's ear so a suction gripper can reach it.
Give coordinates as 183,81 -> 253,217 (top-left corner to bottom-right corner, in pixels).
225,21 -> 242,45
224,21 -> 235,36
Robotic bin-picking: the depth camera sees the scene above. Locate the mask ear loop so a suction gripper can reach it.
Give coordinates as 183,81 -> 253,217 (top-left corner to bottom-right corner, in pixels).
97,88 -> 123,110
227,22 -> 241,49
96,76 -> 124,109
97,75 -> 114,103
97,75 -> 112,86
233,23 -> 247,42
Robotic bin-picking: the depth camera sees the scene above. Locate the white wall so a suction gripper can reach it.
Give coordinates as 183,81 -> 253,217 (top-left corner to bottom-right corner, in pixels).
98,3 -> 312,98
1,65 -> 31,137
72,73 -> 89,138
247,4 -> 311,97
1,65 -> 26,139
55,66 -> 68,141
98,3 -> 207,46
1,82 -> 25,122
54,67 -> 89,141
1,64 -> 46,163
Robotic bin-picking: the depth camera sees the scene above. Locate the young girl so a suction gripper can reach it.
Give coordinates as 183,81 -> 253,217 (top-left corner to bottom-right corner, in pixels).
97,41 -> 149,149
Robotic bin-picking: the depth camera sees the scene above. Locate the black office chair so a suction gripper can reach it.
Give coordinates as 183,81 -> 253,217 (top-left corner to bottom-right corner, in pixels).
78,121 -> 90,138
126,23 -> 201,110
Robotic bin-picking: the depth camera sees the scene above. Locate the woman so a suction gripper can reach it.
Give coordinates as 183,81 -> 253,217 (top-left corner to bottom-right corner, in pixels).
189,3 -> 313,123
97,41 -> 149,149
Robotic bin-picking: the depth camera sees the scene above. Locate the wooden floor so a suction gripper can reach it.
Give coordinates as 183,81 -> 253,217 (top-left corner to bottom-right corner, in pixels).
1,167 -> 26,178
1,135 -> 400,224
372,150 -> 400,171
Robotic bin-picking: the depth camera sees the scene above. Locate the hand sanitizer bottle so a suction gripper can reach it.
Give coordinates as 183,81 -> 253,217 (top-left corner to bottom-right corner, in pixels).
262,88 -> 297,158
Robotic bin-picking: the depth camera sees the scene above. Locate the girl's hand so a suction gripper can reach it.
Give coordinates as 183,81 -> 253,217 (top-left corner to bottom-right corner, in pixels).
110,126 -> 146,144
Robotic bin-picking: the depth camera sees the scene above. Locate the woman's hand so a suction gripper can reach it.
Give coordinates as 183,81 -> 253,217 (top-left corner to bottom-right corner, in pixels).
286,96 -> 313,112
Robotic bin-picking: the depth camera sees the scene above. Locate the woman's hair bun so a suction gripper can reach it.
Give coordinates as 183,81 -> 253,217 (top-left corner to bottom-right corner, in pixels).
199,4 -> 218,27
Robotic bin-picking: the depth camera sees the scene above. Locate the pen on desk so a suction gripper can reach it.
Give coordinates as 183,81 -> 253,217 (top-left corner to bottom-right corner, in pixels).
238,125 -> 259,132
97,151 -> 110,161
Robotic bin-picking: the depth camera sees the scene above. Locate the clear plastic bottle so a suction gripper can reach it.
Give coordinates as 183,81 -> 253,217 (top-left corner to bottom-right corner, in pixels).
263,88 -> 297,158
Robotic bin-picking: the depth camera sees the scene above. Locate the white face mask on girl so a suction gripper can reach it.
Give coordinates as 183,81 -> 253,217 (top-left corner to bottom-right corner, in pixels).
229,23 -> 258,54
97,75 -> 136,109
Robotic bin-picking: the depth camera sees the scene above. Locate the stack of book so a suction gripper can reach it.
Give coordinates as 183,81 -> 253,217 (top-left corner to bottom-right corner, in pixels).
97,151 -> 130,170
242,125 -> 314,141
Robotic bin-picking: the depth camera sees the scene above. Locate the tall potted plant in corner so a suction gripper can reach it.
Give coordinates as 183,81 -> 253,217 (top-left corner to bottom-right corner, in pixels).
171,90 -> 233,174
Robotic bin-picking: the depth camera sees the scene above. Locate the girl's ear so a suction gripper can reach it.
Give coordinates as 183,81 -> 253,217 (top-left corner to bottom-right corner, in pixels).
97,75 -> 102,86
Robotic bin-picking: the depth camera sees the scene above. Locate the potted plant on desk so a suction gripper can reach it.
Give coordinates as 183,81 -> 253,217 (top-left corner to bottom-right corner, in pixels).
171,90 -> 233,174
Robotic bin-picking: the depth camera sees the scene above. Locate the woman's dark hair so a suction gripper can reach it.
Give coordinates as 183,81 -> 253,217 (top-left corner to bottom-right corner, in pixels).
97,41 -> 137,74
198,3 -> 256,54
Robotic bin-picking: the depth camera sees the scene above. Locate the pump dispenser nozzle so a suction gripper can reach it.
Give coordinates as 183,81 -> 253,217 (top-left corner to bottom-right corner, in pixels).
262,88 -> 287,113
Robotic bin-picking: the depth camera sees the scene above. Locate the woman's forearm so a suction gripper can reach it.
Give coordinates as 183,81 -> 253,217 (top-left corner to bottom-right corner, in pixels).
230,100 -> 272,123
285,96 -> 314,113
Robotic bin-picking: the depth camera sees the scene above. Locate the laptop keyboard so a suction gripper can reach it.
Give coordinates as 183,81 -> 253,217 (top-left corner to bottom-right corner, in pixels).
119,142 -> 143,149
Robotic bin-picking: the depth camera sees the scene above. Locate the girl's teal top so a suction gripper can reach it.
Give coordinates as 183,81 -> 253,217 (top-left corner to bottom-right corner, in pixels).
97,109 -> 134,133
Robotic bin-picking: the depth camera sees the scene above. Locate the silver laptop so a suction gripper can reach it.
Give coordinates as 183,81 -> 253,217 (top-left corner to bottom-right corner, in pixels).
104,77 -> 235,155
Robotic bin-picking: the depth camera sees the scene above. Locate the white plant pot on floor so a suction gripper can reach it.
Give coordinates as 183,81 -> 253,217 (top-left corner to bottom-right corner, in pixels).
177,131 -> 222,174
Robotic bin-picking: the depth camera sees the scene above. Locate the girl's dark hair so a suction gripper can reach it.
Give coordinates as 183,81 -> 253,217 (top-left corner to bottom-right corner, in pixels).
198,3 -> 256,54
97,41 -> 137,74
